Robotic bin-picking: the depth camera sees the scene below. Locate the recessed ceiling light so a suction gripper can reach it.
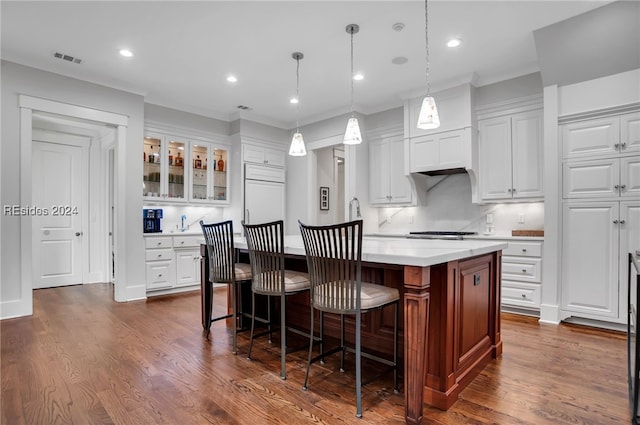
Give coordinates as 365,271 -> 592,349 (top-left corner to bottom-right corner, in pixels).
353,73 -> 364,81
447,38 -> 462,48
392,56 -> 408,65
290,97 -> 299,104
119,49 -> 133,57
226,75 -> 238,83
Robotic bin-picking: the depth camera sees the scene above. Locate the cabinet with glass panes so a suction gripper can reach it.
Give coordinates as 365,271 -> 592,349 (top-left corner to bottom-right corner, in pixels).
189,141 -> 228,204
143,133 -> 185,202
143,127 -> 229,205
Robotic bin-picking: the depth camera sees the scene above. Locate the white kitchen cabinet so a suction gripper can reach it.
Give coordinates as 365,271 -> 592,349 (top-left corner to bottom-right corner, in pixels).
478,109 -> 543,201
145,236 -> 175,290
561,202 -> 621,321
243,143 -> 285,167
188,141 -> 229,204
563,156 -> 640,199
559,110 -> 640,325
501,240 -> 543,311
562,112 -> 640,160
369,135 -> 412,205
409,128 -> 471,173
145,235 -> 202,294
144,125 -> 230,205
143,132 -> 187,202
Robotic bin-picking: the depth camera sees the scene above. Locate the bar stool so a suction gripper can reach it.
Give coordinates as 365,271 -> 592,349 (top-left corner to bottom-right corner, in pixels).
200,219 -> 252,354
298,219 -> 399,419
242,220 -> 310,380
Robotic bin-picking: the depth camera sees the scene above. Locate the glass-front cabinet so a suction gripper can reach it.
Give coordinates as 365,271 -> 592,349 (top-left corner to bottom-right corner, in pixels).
143,128 -> 229,205
189,142 -> 228,203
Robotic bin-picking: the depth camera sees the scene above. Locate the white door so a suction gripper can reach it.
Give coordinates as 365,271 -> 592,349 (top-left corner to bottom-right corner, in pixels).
388,137 -> 412,203
511,110 -> 543,199
479,116 -> 512,200
32,139 -> 86,288
369,139 -> 389,204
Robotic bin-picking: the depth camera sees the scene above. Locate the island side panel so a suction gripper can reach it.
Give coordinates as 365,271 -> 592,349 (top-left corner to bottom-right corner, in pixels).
423,252 -> 503,410
403,265 -> 431,425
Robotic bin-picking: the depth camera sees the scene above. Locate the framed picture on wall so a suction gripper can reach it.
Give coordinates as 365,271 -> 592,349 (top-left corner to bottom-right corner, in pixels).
320,186 -> 329,210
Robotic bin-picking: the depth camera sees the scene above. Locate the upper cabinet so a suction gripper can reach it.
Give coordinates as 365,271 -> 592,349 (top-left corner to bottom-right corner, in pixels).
561,112 -> 640,160
478,107 -> 543,202
143,125 -> 230,205
243,143 -> 285,168
561,111 -> 640,200
369,132 -> 412,205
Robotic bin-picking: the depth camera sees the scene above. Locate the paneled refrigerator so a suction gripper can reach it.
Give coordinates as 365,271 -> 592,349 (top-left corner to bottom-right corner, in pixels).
243,163 -> 285,225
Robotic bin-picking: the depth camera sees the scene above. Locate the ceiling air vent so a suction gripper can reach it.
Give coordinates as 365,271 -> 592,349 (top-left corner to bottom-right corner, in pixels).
53,52 -> 82,64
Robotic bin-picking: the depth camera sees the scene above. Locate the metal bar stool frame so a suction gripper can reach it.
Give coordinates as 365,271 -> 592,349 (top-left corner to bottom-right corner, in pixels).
298,219 -> 399,419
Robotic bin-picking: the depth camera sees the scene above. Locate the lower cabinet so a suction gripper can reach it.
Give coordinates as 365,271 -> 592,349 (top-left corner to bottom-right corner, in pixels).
561,200 -> 640,324
473,237 -> 543,313
145,235 -> 202,294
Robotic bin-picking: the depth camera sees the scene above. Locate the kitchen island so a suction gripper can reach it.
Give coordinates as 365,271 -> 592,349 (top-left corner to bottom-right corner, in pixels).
201,236 -> 507,425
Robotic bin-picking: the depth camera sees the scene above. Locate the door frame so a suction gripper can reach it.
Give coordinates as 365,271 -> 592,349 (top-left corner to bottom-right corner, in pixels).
18,95 -> 127,315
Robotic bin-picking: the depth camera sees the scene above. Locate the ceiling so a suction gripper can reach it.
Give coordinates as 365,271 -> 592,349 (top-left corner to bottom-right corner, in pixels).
1,1 -> 609,129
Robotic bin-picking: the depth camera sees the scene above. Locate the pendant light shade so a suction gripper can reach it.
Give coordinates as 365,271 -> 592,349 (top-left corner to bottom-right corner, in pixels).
417,0 -> 440,130
343,24 -> 362,145
289,52 -> 307,156
289,132 -> 307,156
417,96 -> 440,129
343,117 -> 362,145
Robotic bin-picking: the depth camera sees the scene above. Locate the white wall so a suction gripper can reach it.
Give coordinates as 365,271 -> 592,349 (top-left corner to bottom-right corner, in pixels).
315,147 -> 336,225
1,60 -> 145,318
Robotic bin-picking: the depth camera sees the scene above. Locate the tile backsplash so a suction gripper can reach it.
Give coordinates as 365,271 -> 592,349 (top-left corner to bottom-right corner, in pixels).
142,205 -> 226,234
376,173 -> 544,236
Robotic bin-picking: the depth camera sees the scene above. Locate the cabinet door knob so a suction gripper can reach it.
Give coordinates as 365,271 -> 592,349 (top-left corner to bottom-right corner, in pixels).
614,184 -> 620,190
614,220 -> 619,224
620,219 -> 626,225
507,188 -> 512,193
621,184 -> 626,190
158,274 -> 162,277
614,143 -> 620,149
512,188 -> 516,192
621,143 -> 627,150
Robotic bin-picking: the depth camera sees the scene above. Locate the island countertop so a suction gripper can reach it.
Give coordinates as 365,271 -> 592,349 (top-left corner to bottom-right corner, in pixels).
232,235 -> 508,268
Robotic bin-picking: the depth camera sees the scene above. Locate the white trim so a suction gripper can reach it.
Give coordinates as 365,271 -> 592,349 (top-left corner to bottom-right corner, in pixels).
7,95 -> 131,319
144,120 -> 229,143
558,102 -> 640,124
365,123 -> 404,140
475,93 -> 543,120
19,95 -> 128,127
18,107 -> 34,318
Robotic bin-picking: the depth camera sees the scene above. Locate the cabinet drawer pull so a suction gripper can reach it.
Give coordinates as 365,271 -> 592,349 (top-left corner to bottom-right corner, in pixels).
157,242 -> 162,246
158,274 -> 162,278
157,254 -> 162,257
522,248 -> 527,253
522,269 -> 527,273
180,241 -> 185,245
521,294 -> 527,298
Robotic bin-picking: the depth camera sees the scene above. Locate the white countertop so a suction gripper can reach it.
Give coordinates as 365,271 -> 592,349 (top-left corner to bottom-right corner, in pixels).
233,235 -> 507,268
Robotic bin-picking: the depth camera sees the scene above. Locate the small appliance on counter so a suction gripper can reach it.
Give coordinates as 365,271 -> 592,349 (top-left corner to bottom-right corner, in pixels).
143,208 -> 163,233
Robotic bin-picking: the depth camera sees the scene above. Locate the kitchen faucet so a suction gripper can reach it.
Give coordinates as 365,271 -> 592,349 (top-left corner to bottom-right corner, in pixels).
349,197 -> 361,221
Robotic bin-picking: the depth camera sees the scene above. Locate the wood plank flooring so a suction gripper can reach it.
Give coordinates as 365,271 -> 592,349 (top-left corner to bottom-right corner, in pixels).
1,283 -> 629,424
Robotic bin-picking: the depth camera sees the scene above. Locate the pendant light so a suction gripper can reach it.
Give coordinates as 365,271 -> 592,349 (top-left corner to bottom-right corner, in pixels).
289,52 -> 307,156
416,0 -> 440,129
343,24 -> 362,145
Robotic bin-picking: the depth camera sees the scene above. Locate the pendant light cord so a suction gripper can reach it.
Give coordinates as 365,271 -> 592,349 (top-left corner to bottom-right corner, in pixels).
350,27 -> 355,116
296,56 -> 301,132
424,0 -> 431,97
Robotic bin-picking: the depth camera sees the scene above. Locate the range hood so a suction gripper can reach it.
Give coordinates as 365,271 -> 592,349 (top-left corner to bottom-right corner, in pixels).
404,83 -> 479,203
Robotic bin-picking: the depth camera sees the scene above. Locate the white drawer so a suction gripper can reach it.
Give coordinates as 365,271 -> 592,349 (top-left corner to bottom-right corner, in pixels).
173,235 -> 203,248
145,261 -> 174,290
502,256 -> 541,283
145,237 -> 172,249
145,248 -> 174,261
501,281 -> 541,309
503,241 -> 542,257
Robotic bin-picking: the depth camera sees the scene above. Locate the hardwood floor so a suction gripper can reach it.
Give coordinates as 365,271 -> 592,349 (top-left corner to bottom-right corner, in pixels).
1,283 -> 629,424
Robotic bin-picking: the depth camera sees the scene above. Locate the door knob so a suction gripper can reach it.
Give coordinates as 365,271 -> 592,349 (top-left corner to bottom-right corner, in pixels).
75,231 -> 83,236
